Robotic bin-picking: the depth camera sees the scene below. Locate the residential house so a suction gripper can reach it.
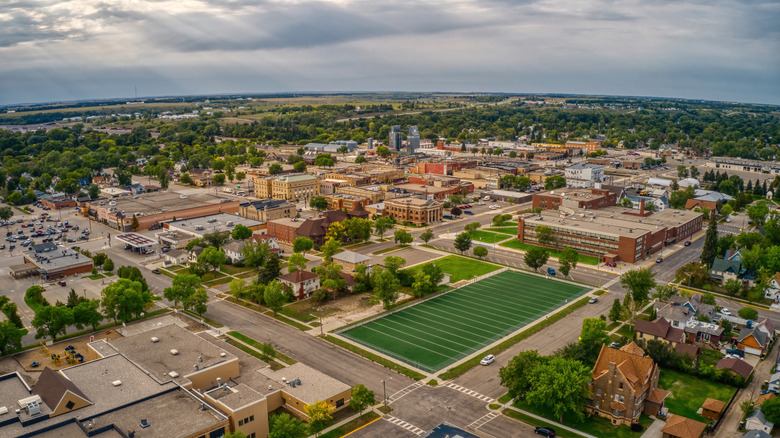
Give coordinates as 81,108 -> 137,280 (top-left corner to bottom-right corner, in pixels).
189,245 -> 205,263
742,431 -> 771,438
635,318 -> 685,346
701,398 -> 726,420
716,357 -> 754,381
250,234 -> 280,249
165,249 -> 188,265
223,240 -> 247,264
586,342 -> 670,426
710,257 -> 748,284
756,393 -> 776,406
746,408 -> 773,434
661,414 -> 706,438
738,326 -> 771,356
277,270 -> 320,300
332,250 -> 371,274
123,183 -> 147,195
764,274 -> 780,302
653,296 -> 721,346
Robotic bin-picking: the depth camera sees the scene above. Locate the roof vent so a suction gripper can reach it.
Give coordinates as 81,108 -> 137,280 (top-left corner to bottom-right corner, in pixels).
168,371 -> 179,378
151,337 -> 159,343
170,349 -> 179,356
140,419 -> 150,429
112,380 -> 122,387
220,352 -> 227,358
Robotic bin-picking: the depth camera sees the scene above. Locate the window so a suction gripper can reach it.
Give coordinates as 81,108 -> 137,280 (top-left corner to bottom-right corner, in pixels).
249,415 -> 254,422
65,400 -> 75,410
596,388 -> 602,395
619,383 -> 623,390
336,398 -> 345,408
238,419 -> 244,426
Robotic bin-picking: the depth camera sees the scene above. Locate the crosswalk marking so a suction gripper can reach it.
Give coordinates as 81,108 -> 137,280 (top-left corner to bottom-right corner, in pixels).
384,415 -> 425,436
446,382 -> 496,403
389,381 -> 424,403
468,411 -> 500,429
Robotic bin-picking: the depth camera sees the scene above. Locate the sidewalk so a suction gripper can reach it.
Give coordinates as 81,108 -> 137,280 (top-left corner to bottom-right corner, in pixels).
503,405 -> 598,438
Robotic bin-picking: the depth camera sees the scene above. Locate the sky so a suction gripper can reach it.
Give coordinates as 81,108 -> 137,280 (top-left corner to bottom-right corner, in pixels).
1,0 -> 778,106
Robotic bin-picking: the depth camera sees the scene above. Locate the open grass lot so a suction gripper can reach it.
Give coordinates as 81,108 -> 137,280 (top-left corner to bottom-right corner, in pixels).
340,270 -> 589,372
404,255 -> 499,283
511,401 -> 653,438
659,369 -> 736,423
220,264 -> 255,275
500,240 -> 601,265
486,227 -> 519,235
469,230 -> 512,243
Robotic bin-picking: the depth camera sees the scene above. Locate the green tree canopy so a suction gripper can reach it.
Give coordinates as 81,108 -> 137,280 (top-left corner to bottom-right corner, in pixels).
31,305 -> 74,341
198,246 -> 226,274
293,237 -> 314,255
393,229 -> 412,245
350,384 -> 375,417
232,224 -> 253,240
164,273 -> 201,308
310,196 -> 329,211
499,350 -> 548,401
419,228 -> 434,243
263,280 -> 287,315
101,278 -> 153,323
524,246 -> 549,272
371,267 -> 400,309
0,320 -> 25,355
526,357 -> 592,423
374,217 -> 394,237
453,232 -> 472,254
268,413 -> 307,438
473,246 -> 488,259
737,307 -> 758,321
620,269 -> 657,303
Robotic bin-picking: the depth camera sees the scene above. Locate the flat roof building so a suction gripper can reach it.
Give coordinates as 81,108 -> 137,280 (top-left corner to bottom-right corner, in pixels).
165,213 -> 265,239
21,242 -> 93,280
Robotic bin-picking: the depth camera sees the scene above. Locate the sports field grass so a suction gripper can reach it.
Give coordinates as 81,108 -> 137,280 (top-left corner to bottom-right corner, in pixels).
469,230 -> 512,243
340,270 -> 588,372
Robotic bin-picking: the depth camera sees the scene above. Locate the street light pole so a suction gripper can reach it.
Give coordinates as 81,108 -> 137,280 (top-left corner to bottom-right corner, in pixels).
382,379 -> 387,410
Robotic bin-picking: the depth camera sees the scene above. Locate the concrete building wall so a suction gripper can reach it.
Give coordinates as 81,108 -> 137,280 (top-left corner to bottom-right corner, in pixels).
186,358 -> 241,391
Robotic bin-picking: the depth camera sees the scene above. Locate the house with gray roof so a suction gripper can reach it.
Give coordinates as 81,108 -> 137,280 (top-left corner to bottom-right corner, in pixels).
746,407 -> 774,433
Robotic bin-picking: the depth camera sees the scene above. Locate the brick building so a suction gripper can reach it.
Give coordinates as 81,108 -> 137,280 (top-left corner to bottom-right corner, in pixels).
22,242 -> 94,280
532,188 -> 617,211
414,160 -> 477,175
266,218 -> 305,244
239,199 -> 296,222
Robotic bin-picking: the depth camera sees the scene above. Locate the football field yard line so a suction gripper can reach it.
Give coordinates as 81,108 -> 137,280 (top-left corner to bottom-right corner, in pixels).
417,292 -> 531,322
384,311 -> 491,346
369,317 -> 477,353
391,307 -> 501,339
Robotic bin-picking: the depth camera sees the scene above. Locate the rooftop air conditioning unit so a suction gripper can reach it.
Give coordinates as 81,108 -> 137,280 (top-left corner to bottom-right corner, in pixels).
151,337 -> 159,343
168,371 -> 179,378
112,380 -> 122,387
170,349 -> 179,355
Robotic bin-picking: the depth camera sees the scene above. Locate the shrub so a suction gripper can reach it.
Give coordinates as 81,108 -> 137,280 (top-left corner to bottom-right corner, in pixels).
630,423 -> 643,432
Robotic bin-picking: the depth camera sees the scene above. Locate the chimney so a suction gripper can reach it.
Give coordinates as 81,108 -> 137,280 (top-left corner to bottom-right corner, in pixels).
640,198 -> 645,216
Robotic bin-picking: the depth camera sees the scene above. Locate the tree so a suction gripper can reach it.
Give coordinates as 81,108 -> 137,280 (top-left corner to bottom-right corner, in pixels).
702,292 -> 716,305
305,400 -> 334,436
411,269 -> 436,298
724,278 -> 743,296
269,413 -> 308,438
499,350 -> 547,401
535,225 -> 557,247
92,252 -> 108,266
102,258 -> 114,273
473,246 -> 488,259
0,321 -> 24,355
213,173 -> 226,185
314,154 -> 335,167
761,396 -> 780,424
117,266 -> 150,291
372,267 -> 400,309
31,305 -> 74,341
701,214 -> 719,267
579,318 -> 610,364
524,246 -> 549,272
269,163 -> 283,175
738,307 -> 759,321
310,196 -> 328,211
198,246 -> 226,275
464,222 -> 481,234
453,232 -> 472,254
383,256 -> 406,276
544,176 -> 566,190
287,253 -> 308,273
317,262 -> 348,300
420,228 -> 434,244
350,384 -> 375,417
394,229 -> 412,245
526,357 -> 592,423
203,231 -> 230,248
747,204 -> 770,227
320,237 -> 341,261
343,217 -> 372,242
493,214 -> 506,227
609,299 -> 622,323
101,279 -> 153,323
374,217 -> 394,237
293,161 -> 307,172
72,299 -> 103,331
558,247 -> 578,277
653,285 -> 679,302
232,224 -> 253,240
376,146 -> 390,157
354,155 -> 367,164
257,254 -> 282,284
164,274 -> 201,308
450,206 -> 462,217
264,281 -> 287,315
186,289 -> 209,316
224,432 -> 247,438
241,242 -> 269,268
677,165 -> 689,178
620,269 -> 657,303
180,172 -> 193,185
235,171 -> 246,183
88,183 -> 100,199
690,166 -> 700,179
293,237 -> 314,255
0,206 -> 13,224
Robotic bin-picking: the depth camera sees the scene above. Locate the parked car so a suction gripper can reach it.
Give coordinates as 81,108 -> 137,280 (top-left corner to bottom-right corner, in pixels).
443,214 -> 453,219
726,348 -> 745,358
463,210 -> 474,215
480,354 -> 495,366
535,427 -> 556,437
58,280 -> 66,287
684,241 -> 691,247
151,269 -> 161,275
720,308 -> 732,316
656,257 -> 663,263
547,267 -> 556,276
588,297 -> 598,304
0,244 -> 5,249
605,262 -> 617,267
9,245 -> 14,250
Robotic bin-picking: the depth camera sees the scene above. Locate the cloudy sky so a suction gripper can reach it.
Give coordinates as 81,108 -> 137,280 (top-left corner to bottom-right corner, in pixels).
1,0 -> 778,105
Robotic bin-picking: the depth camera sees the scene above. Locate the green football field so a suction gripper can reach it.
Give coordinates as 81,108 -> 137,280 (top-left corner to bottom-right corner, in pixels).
340,270 -> 589,373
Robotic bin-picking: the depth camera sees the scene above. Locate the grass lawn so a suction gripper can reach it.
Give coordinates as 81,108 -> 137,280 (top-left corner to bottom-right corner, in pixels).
503,409 -> 586,438
616,325 -> 635,338
202,277 -> 232,287
201,271 -> 227,281
404,255 -> 500,283
319,412 -> 380,438
499,240 -> 600,265
220,264 -> 255,275
486,227 -> 519,235
512,401 -> 653,438
470,230 -> 512,244
699,349 -> 724,369
83,274 -> 105,280
658,369 -> 736,423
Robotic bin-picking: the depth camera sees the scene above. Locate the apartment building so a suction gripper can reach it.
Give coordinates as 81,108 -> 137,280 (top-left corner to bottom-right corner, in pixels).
271,174 -> 320,201
565,163 -> 605,188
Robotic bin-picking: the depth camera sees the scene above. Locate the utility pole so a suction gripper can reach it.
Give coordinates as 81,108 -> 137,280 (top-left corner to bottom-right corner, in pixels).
382,379 -> 387,410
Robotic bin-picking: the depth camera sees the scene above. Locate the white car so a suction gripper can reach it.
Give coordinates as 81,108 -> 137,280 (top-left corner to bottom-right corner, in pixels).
480,354 -> 495,366
720,308 -> 732,316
